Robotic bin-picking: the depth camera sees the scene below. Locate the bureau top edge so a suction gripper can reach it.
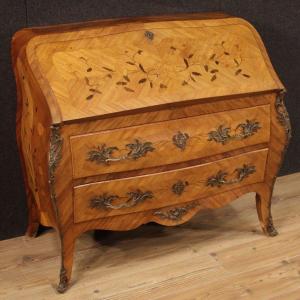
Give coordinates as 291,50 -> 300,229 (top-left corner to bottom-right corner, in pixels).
12,13 -> 284,124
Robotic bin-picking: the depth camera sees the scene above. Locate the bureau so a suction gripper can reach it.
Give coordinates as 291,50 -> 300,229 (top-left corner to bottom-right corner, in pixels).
12,13 -> 291,293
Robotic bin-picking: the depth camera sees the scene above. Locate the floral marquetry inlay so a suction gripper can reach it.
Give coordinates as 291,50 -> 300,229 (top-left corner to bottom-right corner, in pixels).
33,22 -> 279,121
50,27 -> 257,101
69,39 -> 251,101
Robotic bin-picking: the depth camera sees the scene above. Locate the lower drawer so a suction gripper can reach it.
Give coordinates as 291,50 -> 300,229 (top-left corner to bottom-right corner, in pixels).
74,149 -> 268,223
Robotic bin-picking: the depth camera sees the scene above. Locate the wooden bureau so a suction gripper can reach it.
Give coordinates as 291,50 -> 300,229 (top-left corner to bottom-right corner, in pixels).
12,13 -> 291,293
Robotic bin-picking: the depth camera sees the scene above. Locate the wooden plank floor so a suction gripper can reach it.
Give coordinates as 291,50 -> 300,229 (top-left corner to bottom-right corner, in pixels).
0,173 -> 300,300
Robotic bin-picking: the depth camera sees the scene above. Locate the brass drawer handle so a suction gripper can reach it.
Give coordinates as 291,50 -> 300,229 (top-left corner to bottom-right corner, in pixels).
87,139 -> 155,165
207,164 -> 256,188
172,180 -> 189,195
173,131 -> 189,150
90,189 -> 154,210
208,120 -> 261,145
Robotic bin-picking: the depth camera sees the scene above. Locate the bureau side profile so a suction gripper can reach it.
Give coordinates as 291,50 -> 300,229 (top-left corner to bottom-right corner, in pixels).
12,13 -> 291,293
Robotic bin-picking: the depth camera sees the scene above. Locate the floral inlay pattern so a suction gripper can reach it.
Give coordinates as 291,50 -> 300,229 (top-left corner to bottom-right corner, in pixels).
70,36 -> 252,101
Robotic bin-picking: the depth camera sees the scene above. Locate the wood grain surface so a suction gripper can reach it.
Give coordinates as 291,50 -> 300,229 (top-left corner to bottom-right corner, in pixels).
14,50 -> 57,235
70,105 -> 270,178
15,15 -> 283,123
74,149 -> 268,222
12,13 -> 290,293
31,22 -> 276,121
0,172 -> 299,300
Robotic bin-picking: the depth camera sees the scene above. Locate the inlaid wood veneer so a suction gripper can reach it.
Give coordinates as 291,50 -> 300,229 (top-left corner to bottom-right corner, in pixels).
12,13 -> 291,293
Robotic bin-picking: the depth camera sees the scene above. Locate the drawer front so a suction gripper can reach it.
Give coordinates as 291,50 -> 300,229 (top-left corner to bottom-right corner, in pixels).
74,149 -> 268,223
71,105 -> 270,179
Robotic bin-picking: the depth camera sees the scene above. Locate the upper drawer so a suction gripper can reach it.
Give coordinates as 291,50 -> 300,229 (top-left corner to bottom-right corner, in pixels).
70,105 -> 270,179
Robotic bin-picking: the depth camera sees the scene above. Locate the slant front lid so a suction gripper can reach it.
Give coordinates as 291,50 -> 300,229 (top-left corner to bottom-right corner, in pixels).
26,16 -> 282,122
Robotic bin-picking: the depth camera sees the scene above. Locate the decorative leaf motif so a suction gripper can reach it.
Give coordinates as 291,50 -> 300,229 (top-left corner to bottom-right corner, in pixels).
207,164 -> 256,187
235,69 -> 242,75
275,93 -> 292,140
123,75 -> 130,82
153,203 -> 196,221
207,170 -> 228,187
102,66 -> 114,72
208,125 -> 231,144
90,189 -> 153,210
81,40 -> 250,94
124,87 -> 135,92
242,74 -> 251,78
126,139 -> 155,160
87,144 -> 119,165
138,78 -> 147,84
208,120 -> 261,144
236,119 -> 261,137
235,164 -> 256,181
211,75 -> 217,81
87,139 -> 154,165
89,88 -> 102,94
139,64 -> 146,73
184,58 -> 189,68
126,190 -> 154,206
86,94 -> 94,100
90,194 -> 119,210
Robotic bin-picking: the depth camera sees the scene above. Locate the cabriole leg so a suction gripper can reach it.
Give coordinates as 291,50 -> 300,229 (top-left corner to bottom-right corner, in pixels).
256,186 -> 278,237
26,221 -> 40,238
25,192 -> 40,238
57,232 -> 76,293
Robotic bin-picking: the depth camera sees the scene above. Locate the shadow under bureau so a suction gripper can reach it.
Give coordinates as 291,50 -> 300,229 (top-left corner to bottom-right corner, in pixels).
12,13 -> 291,293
